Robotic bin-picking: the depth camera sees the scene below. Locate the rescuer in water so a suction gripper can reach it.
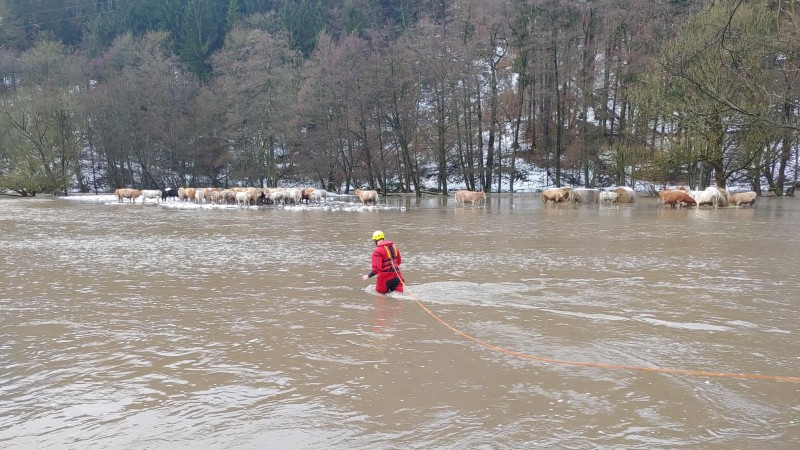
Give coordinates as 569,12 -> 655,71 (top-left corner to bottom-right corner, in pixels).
361,230 -> 404,294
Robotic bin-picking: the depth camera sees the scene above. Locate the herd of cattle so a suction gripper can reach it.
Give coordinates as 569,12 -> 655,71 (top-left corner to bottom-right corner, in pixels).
113,186 -> 329,206
535,185 -> 758,208
113,185 -> 758,208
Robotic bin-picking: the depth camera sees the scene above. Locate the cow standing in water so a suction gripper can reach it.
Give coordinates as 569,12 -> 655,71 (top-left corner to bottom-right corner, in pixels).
140,189 -> 162,203
454,190 -> 486,206
354,189 -> 379,205
658,189 -> 696,208
730,191 -> 757,206
599,191 -> 619,203
114,188 -> 141,203
162,188 -> 179,202
541,188 -> 568,204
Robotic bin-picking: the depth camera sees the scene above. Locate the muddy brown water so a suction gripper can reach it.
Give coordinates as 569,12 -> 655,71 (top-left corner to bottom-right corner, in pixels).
1,194 -> 798,449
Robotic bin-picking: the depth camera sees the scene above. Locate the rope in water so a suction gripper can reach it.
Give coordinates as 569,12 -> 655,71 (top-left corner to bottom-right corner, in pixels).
388,262 -> 800,383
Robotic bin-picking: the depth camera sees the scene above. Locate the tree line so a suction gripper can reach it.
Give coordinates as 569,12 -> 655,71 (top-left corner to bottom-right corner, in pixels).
0,0 -> 798,197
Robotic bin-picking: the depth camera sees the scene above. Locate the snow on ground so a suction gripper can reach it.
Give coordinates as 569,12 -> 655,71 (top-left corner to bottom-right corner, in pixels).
60,192 -> 408,212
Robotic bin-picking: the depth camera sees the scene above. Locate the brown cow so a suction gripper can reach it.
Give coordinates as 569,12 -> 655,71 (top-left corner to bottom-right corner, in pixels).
184,188 -> 196,203
246,187 -> 263,205
222,189 -> 237,205
454,189 -> 486,206
730,191 -> 757,207
114,188 -> 141,203
209,190 -> 223,204
541,188 -> 568,204
659,190 -> 696,208
204,187 -> 221,204
354,189 -> 379,205
301,187 -> 316,204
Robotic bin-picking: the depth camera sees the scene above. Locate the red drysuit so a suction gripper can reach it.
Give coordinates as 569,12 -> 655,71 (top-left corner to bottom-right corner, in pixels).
370,240 -> 404,294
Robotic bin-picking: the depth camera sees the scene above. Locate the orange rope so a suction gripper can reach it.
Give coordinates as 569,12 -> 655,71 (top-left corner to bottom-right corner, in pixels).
388,263 -> 800,383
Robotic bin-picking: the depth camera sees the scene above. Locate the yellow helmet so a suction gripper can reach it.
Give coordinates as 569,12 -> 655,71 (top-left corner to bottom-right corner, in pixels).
372,230 -> 385,241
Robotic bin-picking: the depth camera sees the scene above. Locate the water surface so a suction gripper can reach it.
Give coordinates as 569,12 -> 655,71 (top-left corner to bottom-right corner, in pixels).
1,194 -> 798,448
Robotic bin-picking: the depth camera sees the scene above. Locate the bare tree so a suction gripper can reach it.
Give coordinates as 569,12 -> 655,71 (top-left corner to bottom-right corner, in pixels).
376,28 -> 422,195
211,22 -> 300,187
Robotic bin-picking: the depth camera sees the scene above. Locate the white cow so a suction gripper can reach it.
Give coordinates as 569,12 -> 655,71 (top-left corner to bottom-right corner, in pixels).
269,188 -> 286,205
309,189 -> 328,204
140,189 -> 162,203
689,187 -> 721,209
599,191 -> 619,203
285,188 -> 302,205
235,191 -> 250,207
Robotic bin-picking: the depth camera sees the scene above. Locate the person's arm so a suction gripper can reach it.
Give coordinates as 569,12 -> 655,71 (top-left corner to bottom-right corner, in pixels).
362,249 -> 379,281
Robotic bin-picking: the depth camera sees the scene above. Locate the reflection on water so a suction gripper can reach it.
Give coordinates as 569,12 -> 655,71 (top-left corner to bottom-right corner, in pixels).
369,295 -> 405,356
1,194 -> 798,448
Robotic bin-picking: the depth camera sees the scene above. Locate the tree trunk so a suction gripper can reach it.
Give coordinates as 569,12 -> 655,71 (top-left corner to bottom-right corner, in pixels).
542,68 -> 553,186
462,82 -> 476,191
511,69 -> 525,193
436,83 -> 449,194
553,38 -> 562,187
580,8 -> 595,187
474,76 -> 485,191
486,31 -> 505,192
776,100 -> 792,196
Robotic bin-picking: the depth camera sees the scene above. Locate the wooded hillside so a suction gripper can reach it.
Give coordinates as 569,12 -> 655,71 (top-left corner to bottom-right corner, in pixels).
0,0 -> 797,196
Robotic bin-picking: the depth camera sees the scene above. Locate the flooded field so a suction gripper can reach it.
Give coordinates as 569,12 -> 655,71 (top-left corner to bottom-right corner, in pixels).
1,193 -> 798,448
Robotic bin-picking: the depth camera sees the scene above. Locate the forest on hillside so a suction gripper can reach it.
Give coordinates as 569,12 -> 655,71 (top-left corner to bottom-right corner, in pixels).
0,0 -> 798,196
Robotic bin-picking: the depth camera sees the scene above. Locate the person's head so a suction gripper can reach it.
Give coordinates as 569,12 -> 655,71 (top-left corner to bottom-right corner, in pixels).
372,230 -> 385,245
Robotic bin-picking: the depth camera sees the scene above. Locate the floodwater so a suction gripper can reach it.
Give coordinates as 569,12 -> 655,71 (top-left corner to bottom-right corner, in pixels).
1,193 -> 798,449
